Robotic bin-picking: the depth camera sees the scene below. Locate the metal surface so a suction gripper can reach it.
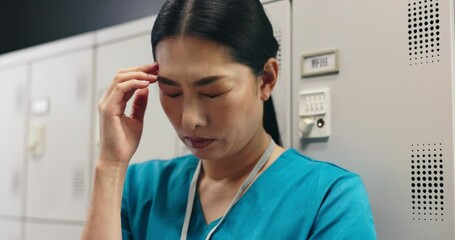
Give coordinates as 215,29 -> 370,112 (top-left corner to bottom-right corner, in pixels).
26,47 -> 94,221
292,0 -> 455,239
0,65 -> 28,217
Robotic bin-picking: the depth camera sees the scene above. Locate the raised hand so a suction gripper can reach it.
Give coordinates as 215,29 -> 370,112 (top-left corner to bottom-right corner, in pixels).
97,63 -> 159,166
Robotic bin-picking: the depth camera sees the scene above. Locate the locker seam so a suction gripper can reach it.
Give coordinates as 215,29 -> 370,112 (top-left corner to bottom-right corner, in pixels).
289,0 -> 294,148
21,61 -> 32,240
88,45 -> 98,216
23,216 -> 85,226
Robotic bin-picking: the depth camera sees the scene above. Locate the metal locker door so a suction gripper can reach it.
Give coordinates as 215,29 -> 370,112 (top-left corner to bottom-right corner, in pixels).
95,31 -> 178,164
263,0 -> 292,148
26,48 -> 94,222
24,222 -> 83,240
0,219 -> 22,240
292,0 -> 455,239
0,65 -> 28,218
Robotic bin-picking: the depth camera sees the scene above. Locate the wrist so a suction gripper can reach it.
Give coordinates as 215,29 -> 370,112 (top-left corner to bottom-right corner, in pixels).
97,153 -> 130,169
95,157 -> 129,178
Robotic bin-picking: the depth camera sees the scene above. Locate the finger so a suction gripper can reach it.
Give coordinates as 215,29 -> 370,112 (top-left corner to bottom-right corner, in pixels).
103,80 -> 150,116
122,75 -> 157,102
131,88 -> 149,122
100,63 -> 158,106
122,88 -> 137,103
117,63 -> 159,74
104,71 -> 157,101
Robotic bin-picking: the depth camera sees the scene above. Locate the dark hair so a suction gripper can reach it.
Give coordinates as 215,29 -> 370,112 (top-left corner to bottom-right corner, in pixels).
151,0 -> 282,146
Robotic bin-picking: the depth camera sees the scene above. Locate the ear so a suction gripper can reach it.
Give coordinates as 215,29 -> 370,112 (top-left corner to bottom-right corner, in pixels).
259,58 -> 279,101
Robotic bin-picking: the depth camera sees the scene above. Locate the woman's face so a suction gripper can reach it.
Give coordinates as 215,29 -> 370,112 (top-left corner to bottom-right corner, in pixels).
155,36 -> 264,160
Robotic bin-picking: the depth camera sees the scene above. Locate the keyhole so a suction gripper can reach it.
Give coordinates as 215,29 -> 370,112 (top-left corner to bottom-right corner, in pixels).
317,118 -> 325,128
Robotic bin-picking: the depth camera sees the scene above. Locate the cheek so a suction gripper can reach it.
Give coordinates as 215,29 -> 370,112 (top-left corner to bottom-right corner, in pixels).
211,89 -> 260,127
211,99 -> 236,124
159,94 -> 181,127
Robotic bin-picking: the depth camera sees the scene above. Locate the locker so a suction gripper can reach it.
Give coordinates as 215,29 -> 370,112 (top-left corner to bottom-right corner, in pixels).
0,219 -> 22,240
95,17 -> 178,164
263,0 -> 292,148
292,0 -> 455,239
0,65 -> 28,217
26,48 -> 94,221
24,222 -> 83,240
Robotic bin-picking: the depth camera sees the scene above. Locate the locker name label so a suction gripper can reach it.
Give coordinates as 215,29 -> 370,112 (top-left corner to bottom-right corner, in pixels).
302,50 -> 339,78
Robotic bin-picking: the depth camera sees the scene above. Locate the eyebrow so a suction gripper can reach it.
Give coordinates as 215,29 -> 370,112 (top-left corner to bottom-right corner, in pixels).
157,75 -> 226,87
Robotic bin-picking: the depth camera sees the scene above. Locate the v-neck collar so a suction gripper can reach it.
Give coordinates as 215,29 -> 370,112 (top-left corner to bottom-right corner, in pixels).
191,148 -> 292,228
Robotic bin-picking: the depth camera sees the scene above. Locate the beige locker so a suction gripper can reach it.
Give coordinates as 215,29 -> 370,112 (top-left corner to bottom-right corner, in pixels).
0,65 -> 28,217
0,219 -> 22,240
24,222 -> 82,240
26,47 -> 94,222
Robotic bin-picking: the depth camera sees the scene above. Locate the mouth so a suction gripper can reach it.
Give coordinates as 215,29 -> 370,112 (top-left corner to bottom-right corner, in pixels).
185,137 -> 215,149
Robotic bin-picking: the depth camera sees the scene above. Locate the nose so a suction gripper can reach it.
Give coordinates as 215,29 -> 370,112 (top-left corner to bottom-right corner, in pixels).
181,98 -> 207,131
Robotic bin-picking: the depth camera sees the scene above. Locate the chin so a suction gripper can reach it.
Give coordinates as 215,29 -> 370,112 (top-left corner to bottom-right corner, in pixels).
186,141 -> 224,160
188,146 -> 216,159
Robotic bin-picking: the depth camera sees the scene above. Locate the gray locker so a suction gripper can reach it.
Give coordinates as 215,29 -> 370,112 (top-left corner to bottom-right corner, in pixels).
263,0 -> 292,148
0,65 -> 28,217
24,222 -> 83,240
26,48 -> 94,221
0,219 -> 22,240
95,19 -> 178,164
292,0 -> 454,239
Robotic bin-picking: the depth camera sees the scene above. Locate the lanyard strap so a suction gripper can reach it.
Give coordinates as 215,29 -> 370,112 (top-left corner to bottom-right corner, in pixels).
180,137 -> 276,240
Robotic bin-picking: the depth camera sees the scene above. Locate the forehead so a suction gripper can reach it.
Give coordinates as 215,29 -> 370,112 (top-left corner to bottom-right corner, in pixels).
154,36 -> 256,85
155,36 -> 234,69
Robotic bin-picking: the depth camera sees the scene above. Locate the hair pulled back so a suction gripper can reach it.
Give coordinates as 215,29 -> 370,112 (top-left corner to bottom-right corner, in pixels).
151,0 -> 282,146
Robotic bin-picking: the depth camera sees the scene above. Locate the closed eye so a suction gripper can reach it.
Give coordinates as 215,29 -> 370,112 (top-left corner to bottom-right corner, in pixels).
202,93 -> 223,98
166,93 -> 182,98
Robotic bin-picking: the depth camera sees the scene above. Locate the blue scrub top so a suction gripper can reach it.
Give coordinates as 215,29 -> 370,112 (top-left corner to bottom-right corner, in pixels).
121,148 -> 377,239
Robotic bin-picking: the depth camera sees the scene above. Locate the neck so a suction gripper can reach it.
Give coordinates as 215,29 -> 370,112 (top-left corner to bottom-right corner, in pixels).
200,130 -> 271,182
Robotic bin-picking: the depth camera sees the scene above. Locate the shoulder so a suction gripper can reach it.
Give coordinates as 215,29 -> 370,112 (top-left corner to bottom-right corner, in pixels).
276,148 -> 361,188
274,148 -> 370,209
262,148 -> 368,211
275,149 -> 376,238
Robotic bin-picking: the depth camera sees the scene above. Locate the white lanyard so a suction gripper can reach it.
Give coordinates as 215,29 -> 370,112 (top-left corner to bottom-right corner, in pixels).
180,137 -> 276,240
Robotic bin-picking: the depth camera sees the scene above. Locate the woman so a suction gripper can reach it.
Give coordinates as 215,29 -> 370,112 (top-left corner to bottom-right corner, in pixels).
82,0 -> 376,239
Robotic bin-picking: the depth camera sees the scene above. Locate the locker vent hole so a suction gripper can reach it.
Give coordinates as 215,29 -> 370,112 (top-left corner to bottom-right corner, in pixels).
408,0 -> 441,66
410,143 -> 445,222
272,23 -> 283,82
73,166 -> 85,198
76,73 -> 89,103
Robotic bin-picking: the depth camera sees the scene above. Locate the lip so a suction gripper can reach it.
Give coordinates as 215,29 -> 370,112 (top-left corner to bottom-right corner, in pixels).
185,137 -> 215,149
